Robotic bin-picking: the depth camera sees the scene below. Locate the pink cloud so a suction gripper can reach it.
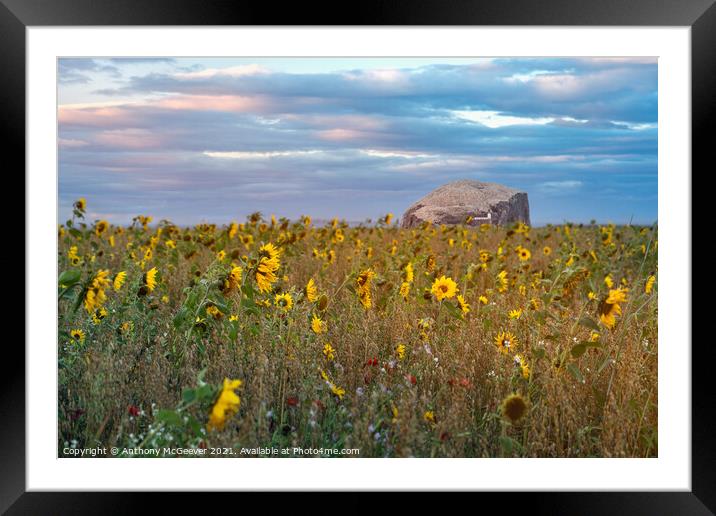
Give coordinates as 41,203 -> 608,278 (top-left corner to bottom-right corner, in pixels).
155,94 -> 266,113
94,129 -> 164,149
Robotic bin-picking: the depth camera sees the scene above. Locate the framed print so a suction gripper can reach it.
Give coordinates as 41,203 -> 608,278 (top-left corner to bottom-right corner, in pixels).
7,0 -> 710,511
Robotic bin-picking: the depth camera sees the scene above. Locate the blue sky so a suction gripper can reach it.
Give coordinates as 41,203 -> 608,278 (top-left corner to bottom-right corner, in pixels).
58,57 -> 657,226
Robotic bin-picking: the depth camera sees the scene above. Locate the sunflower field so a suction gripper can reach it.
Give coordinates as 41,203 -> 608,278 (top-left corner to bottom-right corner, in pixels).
58,198 -> 658,457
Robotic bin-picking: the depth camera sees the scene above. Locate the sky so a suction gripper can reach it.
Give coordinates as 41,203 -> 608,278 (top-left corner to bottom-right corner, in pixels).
58,57 -> 658,226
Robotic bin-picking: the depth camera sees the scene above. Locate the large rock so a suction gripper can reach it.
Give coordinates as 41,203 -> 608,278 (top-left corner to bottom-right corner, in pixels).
401,180 -> 530,228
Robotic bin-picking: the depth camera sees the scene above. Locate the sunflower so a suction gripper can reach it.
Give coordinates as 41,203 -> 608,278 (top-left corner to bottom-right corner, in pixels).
322,343 -> 335,361
431,275 -> 458,301
496,270 -> 508,293
74,198 -> 86,211
95,220 -> 109,238
113,271 -> 126,292
495,331 -> 518,354
423,411 -> 435,424
457,295 -> 470,315
206,304 -> 223,320
92,306 -> 108,324
501,393 -> 528,424
311,314 -> 326,334
599,287 -> 628,329
274,292 -> 293,311
403,262 -> 414,283
645,275 -> 656,294
305,278 -> 318,302
222,266 -> 243,294
84,269 -> 111,314
478,295 -> 489,305
513,354 -> 530,379
399,281 -> 411,300
70,329 -> 85,344
508,308 -> 522,320
207,378 -> 242,432
144,267 -> 159,292
255,243 -> 281,293
356,269 -> 375,309
396,343 -> 406,360
543,246 -> 552,256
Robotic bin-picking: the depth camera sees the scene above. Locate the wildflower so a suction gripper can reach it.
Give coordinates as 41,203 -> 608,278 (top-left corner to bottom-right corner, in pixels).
529,298 -> 540,310
311,314 -> 326,334
508,308 -> 522,320
222,266 -> 243,294
399,281 -> 411,300
70,329 -> 85,344
319,369 -> 345,400
144,267 -> 158,293
74,198 -> 86,212
113,271 -> 126,292
206,304 -> 223,320
403,262 -> 414,283
645,275 -> 656,294
513,354 -> 530,379
92,306 -> 108,324
599,288 -> 628,329
161,295 -> 169,303
478,295 -> 489,305
356,269 -> 375,309
229,314 -> 239,322
216,250 -> 226,261
426,254 -> 436,273
128,405 -> 141,417
322,343 -> 335,361
396,343 -> 406,360
588,291 -> 597,300
255,243 -> 281,293
94,220 -> 109,238
431,275 -> 458,301
495,331 -> 518,354
305,278 -> 318,302
207,378 -> 242,432
457,295 -> 470,315
501,393 -> 528,424
604,274 -> 614,288
384,213 -> 393,225
423,411 -> 435,424
496,270 -> 508,293
84,269 -> 111,314
274,293 -> 294,311
518,247 -> 531,261
543,246 -> 552,256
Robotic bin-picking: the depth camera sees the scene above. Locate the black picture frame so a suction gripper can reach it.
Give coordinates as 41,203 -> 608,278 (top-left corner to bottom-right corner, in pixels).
6,0 -> 708,512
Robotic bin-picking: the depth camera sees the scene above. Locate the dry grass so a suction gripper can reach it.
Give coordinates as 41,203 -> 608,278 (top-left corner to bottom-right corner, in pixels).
58,208 -> 657,457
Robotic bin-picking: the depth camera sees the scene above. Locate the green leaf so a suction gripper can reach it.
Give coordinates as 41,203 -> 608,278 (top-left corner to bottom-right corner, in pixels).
182,388 -> 196,403
58,269 -> 81,287
155,409 -> 182,426
499,435 -> 514,454
578,316 -> 600,332
567,363 -> 585,383
69,228 -> 83,239
570,343 -> 588,358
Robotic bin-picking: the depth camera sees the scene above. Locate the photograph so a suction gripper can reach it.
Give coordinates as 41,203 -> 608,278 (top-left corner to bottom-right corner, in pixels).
56,56 -> 658,459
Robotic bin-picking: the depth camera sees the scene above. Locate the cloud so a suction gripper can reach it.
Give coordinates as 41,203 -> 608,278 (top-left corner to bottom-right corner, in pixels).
58,57 -> 657,225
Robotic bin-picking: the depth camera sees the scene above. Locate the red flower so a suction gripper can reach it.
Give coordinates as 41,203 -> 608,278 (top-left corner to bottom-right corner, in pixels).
128,405 -> 140,417
406,374 -> 417,385
313,399 -> 325,411
69,408 -> 85,421
365,357 -> 379,367
459,378 -> 471,388
440,431 -> 451,442
286,396 -> 299,407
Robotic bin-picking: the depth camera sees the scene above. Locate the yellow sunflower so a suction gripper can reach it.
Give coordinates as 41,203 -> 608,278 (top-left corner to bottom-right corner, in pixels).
207,378 -> 242,432
495,331 -> 518,354
274,292 -> 293,311
431,275 -> 458,301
